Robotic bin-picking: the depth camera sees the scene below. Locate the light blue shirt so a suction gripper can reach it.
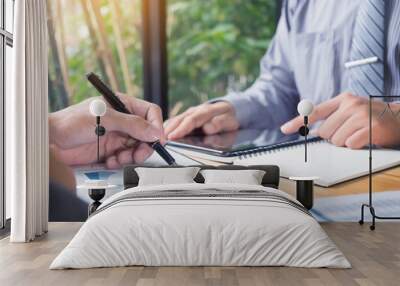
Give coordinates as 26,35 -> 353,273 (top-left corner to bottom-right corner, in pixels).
221,0 -> 400,129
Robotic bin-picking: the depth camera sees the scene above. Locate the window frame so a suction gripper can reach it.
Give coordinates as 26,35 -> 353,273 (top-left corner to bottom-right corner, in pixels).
142,0 -> 168,119
0,0 -> 14,233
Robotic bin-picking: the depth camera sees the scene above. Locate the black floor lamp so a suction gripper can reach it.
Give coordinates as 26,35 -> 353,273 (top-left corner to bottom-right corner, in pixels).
359,95 -> 400,230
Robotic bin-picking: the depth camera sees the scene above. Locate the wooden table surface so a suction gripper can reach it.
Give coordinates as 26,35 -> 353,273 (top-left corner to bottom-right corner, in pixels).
280,166 -> 400,199
186,151 -> 400,199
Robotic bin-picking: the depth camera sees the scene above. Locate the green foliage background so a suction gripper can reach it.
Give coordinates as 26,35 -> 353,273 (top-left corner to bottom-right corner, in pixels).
48,0 -> 277,113
167,0 -> 276,111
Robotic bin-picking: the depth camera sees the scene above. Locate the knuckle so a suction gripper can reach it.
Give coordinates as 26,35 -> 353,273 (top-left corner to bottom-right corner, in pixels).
174,112 -> 189,122
203,123 -> 216,134
116,92 -> 126,98
331,137 -> 343,147
186,107 -> 197,114
150,103 -> 162,113
196,109 -> 213,120
348,96 -> 365,108
186,114 -> 199,127
211,117 -> 222,129
198,105 -> 210,113
358,106 -> 369,118
340,92 -> 353,100
215,102 -> 232,114
318,128 -> 330,139
166,117 -> 178,126
342,101 -> 360,114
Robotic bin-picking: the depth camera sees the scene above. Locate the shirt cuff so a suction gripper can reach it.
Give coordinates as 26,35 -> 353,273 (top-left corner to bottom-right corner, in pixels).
208,93 -> 253,128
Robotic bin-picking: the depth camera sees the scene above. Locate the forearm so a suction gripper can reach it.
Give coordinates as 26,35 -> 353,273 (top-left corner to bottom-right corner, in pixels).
213,1 -> 300,130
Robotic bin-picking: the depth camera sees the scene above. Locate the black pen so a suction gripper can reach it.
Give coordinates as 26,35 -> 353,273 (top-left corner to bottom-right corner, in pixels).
86,72 -> 177,166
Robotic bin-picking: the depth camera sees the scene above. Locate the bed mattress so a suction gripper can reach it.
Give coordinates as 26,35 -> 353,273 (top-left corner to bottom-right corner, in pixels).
50,183 -> 350,269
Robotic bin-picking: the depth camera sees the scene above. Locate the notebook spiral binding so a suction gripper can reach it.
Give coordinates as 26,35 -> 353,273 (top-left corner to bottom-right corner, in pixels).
237,137 -> 323,160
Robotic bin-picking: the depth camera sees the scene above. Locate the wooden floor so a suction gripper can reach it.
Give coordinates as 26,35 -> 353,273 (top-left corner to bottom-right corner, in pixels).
0,222 -> 399,286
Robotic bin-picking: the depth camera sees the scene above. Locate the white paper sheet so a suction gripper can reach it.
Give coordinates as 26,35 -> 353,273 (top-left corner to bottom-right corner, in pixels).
145,149 -> 202,166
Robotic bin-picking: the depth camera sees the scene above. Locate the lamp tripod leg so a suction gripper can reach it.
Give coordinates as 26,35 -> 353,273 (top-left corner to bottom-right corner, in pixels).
304,117 -> 308,163
305,133 -> 307,162
370,207 -> 376,231
359,204 -> 365,225
97,131 -> 100,163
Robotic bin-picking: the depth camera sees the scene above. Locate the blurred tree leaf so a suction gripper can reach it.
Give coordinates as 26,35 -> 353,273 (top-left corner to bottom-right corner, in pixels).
48,0 -> 276,114
168,0 -> 276,110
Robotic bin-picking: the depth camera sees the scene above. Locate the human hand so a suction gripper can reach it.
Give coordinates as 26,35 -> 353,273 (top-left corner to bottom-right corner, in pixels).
164,102 -> 239,140
49,94 -> 164,168
281,93 -> 400,149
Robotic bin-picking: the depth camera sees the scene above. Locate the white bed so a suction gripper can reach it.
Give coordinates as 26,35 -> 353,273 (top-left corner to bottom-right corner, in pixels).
50,183 -> 350,269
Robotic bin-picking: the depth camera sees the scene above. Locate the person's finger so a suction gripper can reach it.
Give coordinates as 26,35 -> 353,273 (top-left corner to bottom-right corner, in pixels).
104,110 -> 162,142
164,106 -> 203,136
168,103 -> 231,139
317,107 -> 353,140
143,102 -> 164,131
345,127 -> 369,149
117,93 -> 164,136
167,113 -> 212,140
114,145 -> 152,166
328,114 -> 365,147
202,113 -> 239,135
106,155 -> 121,169
132,143 -> 153,163
164,106 -> 196,133
167,110 -> 213,140
123,138 -> 137,149
281,96 -> 343,134
116,148 -> 135,165
280,115 -> 304,135
117,93 -> 155,118
106,142 -> 153,168
164,113 -> 187,138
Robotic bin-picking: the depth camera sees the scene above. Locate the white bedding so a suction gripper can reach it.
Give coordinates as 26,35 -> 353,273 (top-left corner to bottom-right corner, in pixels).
50,183 -> 350,269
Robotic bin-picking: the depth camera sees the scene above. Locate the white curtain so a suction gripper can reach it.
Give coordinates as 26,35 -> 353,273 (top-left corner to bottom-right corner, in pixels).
8,0 -> 49,242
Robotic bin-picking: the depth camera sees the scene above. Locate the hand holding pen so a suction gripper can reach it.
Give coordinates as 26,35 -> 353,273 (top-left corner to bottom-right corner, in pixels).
86,72 -> 177,166
49,92 -> 168,168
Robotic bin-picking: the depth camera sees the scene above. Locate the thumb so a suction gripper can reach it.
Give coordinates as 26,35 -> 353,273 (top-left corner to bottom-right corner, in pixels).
104,110 -> 162,142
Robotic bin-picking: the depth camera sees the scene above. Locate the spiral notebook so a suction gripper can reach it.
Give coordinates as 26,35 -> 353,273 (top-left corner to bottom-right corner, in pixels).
234,140 -> 400,187
167,130 -> 400,187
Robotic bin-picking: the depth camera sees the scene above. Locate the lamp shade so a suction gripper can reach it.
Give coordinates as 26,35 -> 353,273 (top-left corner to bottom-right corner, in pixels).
89,99 -> 107,117
297,99 -> 314,116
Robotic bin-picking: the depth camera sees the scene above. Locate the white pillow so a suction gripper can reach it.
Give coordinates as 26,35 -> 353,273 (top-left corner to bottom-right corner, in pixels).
200,169 -> 266,185
136,167 -> 201,186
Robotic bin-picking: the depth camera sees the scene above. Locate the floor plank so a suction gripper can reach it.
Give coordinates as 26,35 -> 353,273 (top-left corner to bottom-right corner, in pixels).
0,222 -> 399,286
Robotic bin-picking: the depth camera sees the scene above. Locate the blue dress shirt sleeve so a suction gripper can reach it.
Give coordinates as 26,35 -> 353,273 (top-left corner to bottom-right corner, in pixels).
218,1 -> 300,129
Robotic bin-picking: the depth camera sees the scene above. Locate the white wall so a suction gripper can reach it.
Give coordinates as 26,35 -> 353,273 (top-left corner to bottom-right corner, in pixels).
5,45 -> 13,219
